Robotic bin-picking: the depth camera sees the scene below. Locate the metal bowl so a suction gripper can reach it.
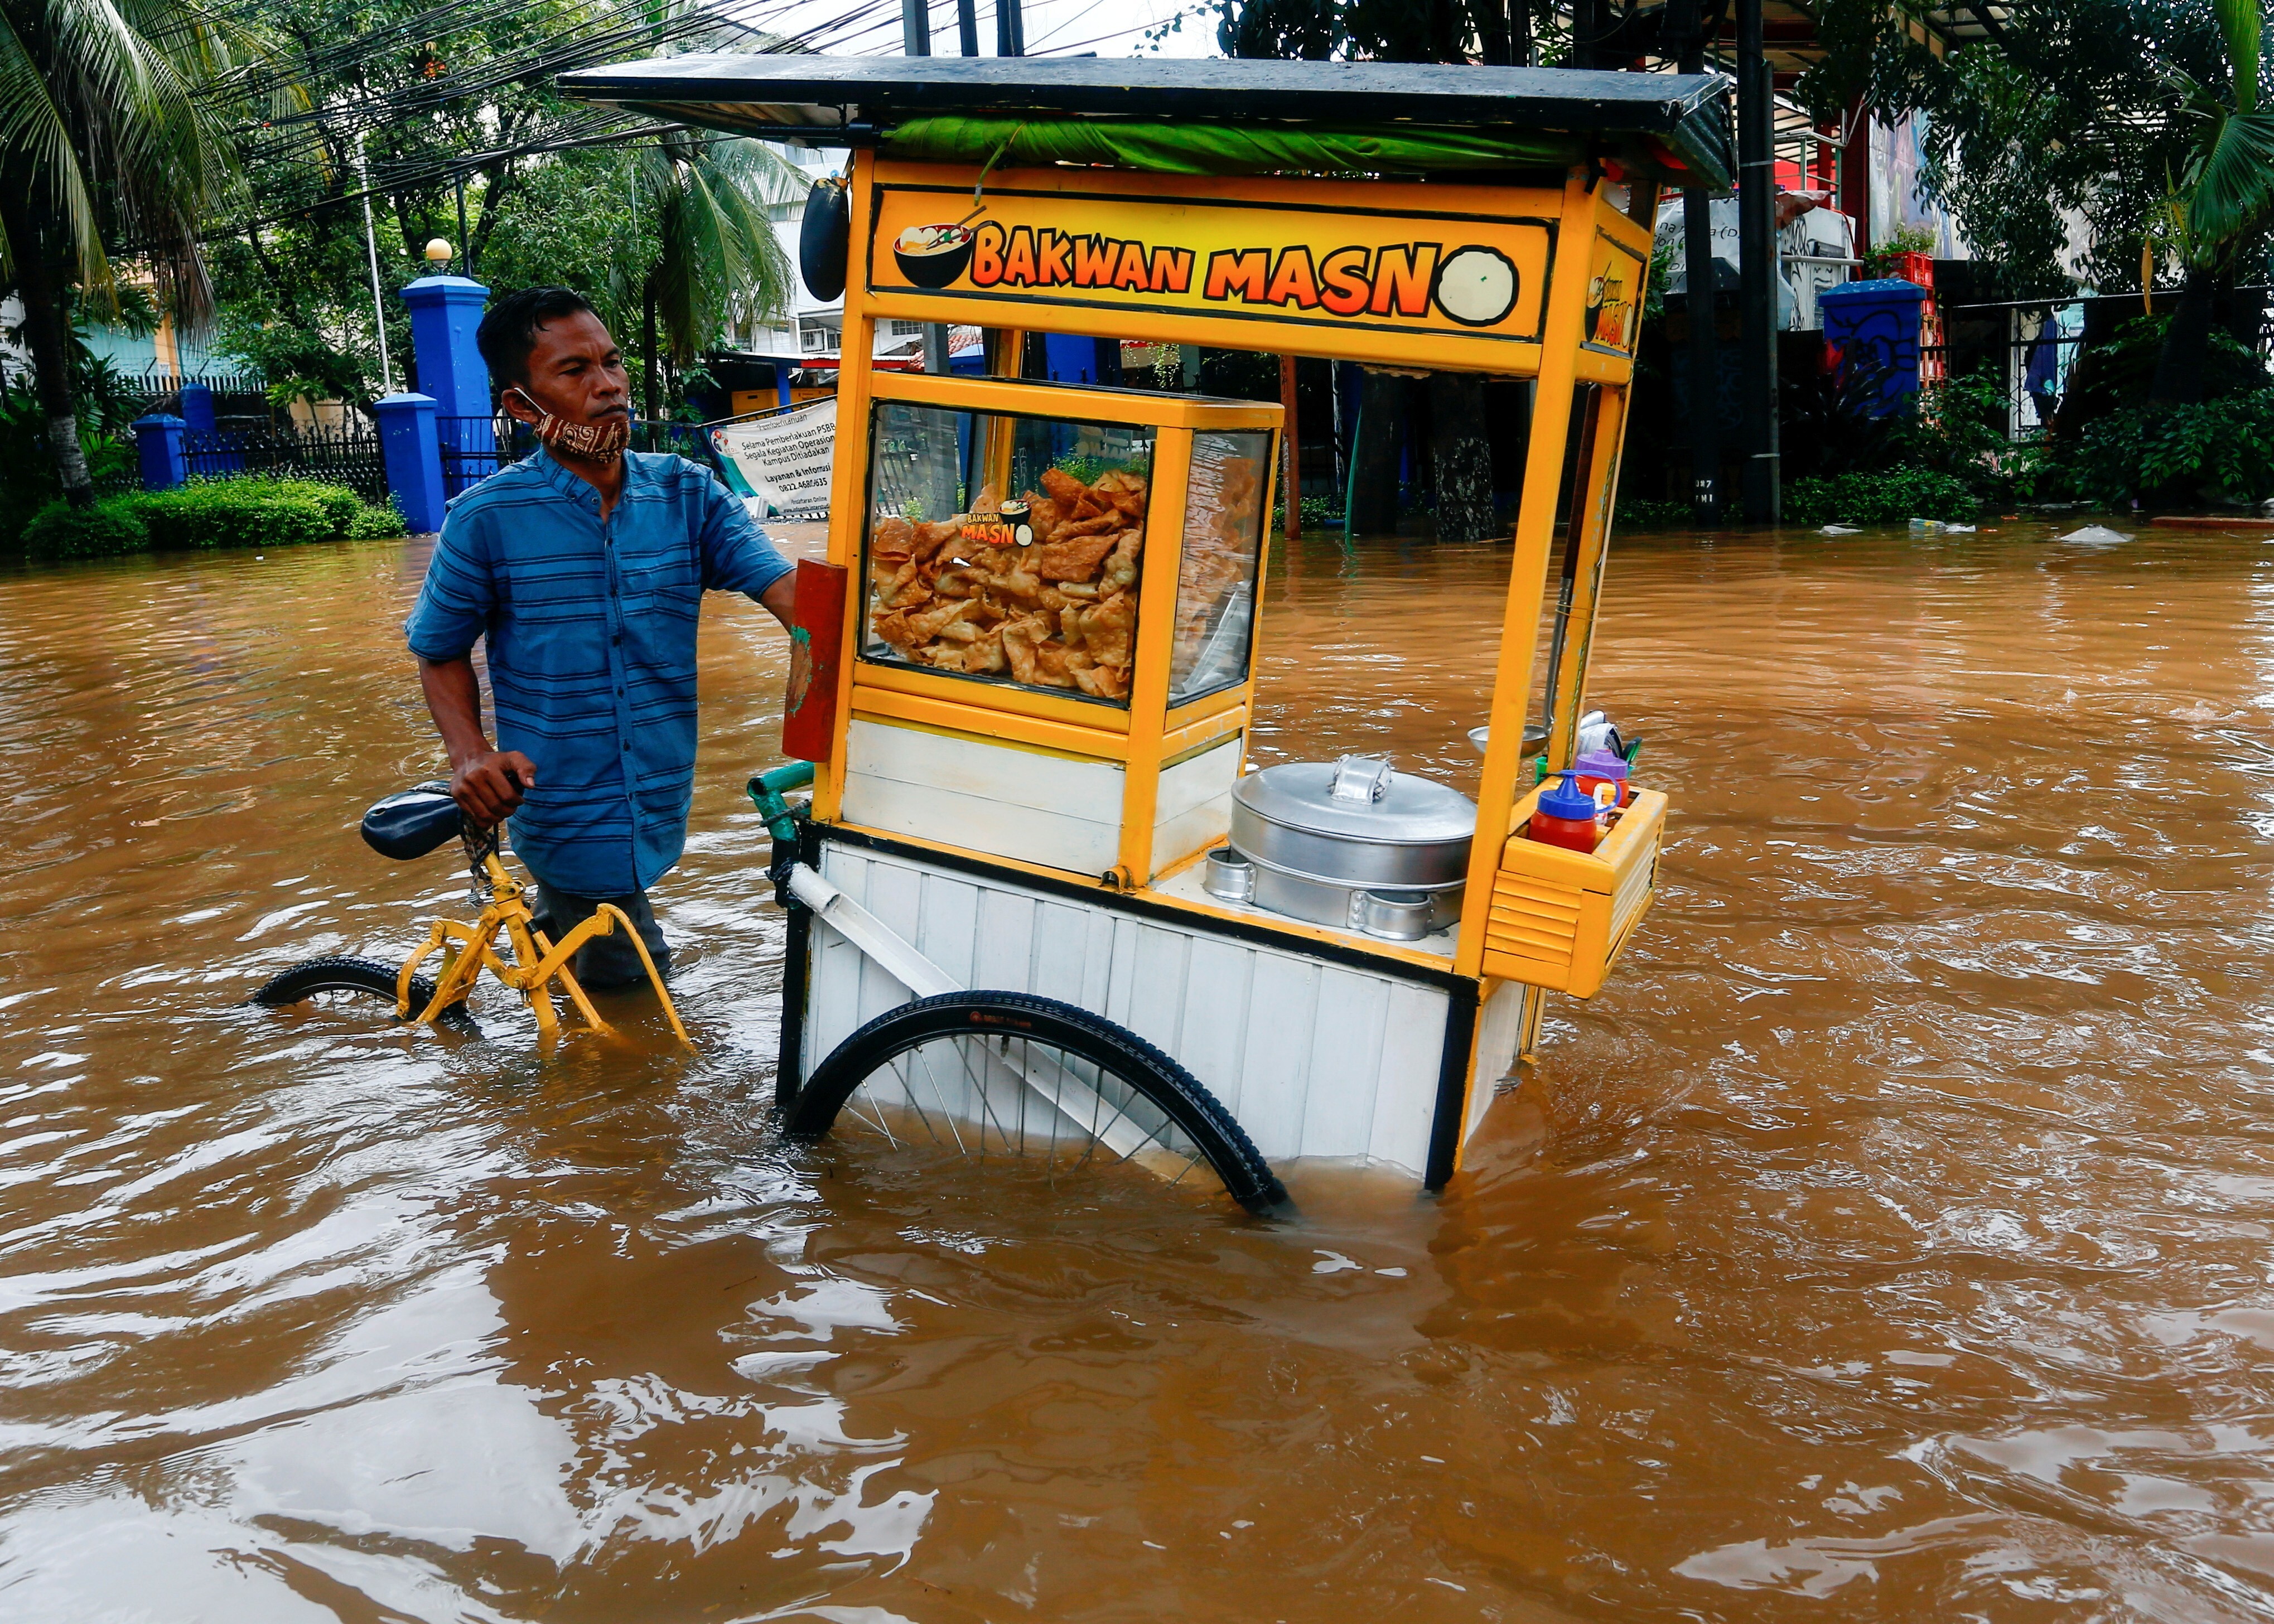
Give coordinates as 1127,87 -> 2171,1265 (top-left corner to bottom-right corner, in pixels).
1466,722 -> 1549,758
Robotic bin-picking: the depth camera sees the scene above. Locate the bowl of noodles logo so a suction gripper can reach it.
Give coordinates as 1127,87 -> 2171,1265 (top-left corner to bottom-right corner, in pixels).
893,223 -> 976,288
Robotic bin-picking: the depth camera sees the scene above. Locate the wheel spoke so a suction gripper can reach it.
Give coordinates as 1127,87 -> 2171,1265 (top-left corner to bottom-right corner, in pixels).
910,1044 -> 968,1154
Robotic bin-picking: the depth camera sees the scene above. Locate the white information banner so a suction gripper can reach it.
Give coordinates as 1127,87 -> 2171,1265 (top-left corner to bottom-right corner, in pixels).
711,397 -> 838,518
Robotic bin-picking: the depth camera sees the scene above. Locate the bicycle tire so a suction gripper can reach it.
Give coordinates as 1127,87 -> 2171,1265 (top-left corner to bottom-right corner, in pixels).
784,990 -> 1287,1214
250,955 -> 479,1035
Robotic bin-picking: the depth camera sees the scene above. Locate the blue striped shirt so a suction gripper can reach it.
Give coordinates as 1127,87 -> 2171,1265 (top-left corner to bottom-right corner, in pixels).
404,447 -> 793,896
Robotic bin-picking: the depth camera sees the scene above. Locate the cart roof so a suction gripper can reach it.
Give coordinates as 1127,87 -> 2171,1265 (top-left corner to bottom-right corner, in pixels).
559,55 -> 1733,188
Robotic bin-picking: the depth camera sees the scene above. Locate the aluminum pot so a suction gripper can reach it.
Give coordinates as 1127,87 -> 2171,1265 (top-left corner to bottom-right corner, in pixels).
1228,755 -> 1476,936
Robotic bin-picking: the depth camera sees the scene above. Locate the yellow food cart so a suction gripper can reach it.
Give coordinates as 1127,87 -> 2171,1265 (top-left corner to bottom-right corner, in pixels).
564,55 -> 1732,1210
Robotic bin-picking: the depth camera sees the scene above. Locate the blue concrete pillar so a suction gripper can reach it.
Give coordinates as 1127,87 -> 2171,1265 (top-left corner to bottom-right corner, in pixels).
402,276 -> 496,497
400,275 -> 491,417
177,382 -> 216,434
775,363 -> 791,410
373,393 -> 446,533
135,413 -> 186,491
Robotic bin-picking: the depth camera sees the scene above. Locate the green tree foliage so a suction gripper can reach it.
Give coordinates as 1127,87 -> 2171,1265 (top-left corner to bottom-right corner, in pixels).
1215,0 -> 1564,64
209,0 -> 617,405
2033,389 -> 2274,502
626,132 -> 797,418
0,0 -> 247,504
1792,0 -> 2274,404
210,0 -> 795,416
2149,0 -> 2274,399
1793,0 -> 2232,296
1795,0 -> 2274,401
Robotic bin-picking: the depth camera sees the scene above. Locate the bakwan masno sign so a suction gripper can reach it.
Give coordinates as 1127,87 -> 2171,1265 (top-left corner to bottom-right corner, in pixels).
866,170 -> 1570,351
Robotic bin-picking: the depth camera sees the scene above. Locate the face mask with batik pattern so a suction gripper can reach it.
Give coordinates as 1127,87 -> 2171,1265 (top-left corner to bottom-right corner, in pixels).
506,388 -> 629,463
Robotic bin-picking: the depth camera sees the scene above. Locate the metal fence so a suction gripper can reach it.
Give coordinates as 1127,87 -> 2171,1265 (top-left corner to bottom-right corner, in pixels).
183,420 -> 389,504
438,415 -> 513,497
117,369 -> 271,422
1933,290 -> 2274,442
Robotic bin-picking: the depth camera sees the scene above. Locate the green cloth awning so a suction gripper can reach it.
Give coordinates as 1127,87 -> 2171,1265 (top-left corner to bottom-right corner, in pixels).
879,116 -> 1585,176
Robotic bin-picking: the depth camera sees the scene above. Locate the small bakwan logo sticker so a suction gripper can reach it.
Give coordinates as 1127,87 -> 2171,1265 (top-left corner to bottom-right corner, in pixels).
959,518 -> 1020,549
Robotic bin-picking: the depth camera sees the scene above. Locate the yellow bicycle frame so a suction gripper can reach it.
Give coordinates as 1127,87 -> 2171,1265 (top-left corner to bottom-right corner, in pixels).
395,852 -> 692,1047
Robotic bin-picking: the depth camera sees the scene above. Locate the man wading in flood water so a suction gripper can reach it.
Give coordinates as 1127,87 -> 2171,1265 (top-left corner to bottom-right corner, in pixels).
404,286 -> 796,989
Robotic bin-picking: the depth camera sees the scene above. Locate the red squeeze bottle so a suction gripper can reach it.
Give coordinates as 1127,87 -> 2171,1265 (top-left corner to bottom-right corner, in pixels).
1527,770 -> 1602,853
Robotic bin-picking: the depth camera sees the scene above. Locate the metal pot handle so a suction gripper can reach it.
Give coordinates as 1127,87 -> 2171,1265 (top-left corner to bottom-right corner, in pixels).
1328,754 -> 1394,803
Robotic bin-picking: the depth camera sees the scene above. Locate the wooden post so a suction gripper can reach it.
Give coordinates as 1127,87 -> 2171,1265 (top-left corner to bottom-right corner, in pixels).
1280,352 -> 1301,543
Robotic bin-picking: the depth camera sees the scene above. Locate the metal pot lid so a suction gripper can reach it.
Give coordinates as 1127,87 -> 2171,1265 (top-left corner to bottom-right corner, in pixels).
1232,755 -> 1476,845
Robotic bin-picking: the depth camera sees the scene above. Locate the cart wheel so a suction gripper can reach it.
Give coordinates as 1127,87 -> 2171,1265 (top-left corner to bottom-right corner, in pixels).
250,955 -> 478,1035
785,990 -> 1287,1214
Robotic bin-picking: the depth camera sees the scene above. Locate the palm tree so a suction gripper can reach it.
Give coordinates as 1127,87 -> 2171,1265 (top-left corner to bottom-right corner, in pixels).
621,130 -> 798,418
2149,0 -> 2274,404
0,0 -> 243,505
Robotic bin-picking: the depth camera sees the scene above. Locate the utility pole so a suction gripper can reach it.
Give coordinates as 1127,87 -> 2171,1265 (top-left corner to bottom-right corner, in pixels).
1570,0 -> 1601,68
1478,0 -> 1513,65
1280,353 -> 1301,543
1736,0 -> 1780,523
1670,0 -> 1720,525
354,130 -> 394,397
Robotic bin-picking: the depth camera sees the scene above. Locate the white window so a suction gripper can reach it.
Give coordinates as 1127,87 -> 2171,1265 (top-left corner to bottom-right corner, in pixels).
889,320 -> 924,337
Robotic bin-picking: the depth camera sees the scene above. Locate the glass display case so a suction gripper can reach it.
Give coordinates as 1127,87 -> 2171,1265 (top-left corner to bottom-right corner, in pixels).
863,401 -> 1158,706
839,376 -> 1282,881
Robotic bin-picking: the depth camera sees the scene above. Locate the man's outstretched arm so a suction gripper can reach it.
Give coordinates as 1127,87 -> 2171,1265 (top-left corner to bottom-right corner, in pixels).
418,655 -> 537,827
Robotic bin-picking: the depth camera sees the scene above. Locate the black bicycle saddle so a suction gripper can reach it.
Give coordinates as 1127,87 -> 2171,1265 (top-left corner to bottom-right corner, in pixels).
360,781 -> 466,861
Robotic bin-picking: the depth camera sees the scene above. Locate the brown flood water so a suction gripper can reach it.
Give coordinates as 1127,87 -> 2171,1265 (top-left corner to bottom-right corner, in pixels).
4,519 -> 2274,1621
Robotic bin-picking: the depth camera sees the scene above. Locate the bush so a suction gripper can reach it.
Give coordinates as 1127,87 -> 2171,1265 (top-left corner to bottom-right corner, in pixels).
344,498 -> 408,539
1781,364 -> 2012,516
13,475 -> 404,557
1885,373 -> 2013,505
2032,392 -> 2274,509
21,499 -> 147,558
2055,313 -> 2269,434
137,483 -> 334,550
1616,496 -> 1693,529
1784,467 -> 1982,527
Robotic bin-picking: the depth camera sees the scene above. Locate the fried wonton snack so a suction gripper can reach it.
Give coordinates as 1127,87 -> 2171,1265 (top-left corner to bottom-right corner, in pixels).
1000,614 -> 1049,685
1093,469 -> 1149,520
1070,661 -> 1128,700
872,514 -> 915,559
1039,467 -> 1089,508
1036,531 -> 1121,582
1074,591 -> 1135,670
912,519 -> 962,559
